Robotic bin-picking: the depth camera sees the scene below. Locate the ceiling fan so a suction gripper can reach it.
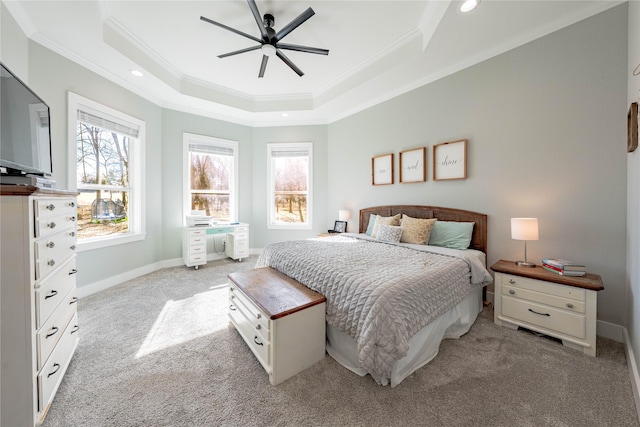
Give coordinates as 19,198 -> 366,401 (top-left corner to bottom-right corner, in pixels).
200,0 -> 329,78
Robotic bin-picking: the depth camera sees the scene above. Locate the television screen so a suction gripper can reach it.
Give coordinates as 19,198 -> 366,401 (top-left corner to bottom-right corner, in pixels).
0,63 -> 53,176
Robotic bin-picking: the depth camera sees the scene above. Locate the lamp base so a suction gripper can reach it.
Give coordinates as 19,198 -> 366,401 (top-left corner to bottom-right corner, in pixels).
516,260 -> 536,268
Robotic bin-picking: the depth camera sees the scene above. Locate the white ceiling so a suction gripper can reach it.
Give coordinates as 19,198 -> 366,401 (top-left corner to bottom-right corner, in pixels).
3,0 -> 622,126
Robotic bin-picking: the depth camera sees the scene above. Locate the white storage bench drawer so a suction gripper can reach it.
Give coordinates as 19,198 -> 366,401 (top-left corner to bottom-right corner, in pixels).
228,267 -> 326,385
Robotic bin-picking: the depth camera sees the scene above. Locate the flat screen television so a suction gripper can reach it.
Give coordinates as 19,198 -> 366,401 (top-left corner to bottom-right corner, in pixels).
0,62 -> 53,177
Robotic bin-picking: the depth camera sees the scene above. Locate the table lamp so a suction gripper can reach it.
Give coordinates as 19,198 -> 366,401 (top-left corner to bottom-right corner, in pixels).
511,218 -> 539,267
339,209 -> 352,232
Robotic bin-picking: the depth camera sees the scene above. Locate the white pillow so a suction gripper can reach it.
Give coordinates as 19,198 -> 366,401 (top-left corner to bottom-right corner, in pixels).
371,214 -> 401,238
376,224 -> 403,243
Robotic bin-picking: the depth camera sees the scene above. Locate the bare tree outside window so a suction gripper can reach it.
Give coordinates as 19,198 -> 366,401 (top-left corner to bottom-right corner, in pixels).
189,151 -> 232,219
76,122 -> 131,239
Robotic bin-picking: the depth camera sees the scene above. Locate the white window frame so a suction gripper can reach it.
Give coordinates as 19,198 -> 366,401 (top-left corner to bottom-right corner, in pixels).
183,133 -> 238,224
67,92 -> 146,251
267,142 -> 313,230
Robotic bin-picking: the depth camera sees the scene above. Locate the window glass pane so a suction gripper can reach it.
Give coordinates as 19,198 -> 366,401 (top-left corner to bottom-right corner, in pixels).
189,152 -> 231,192
77,189 -> 129,239
191,193 -> 229,219
76,121 -> 131,239
272,156 -> 308,224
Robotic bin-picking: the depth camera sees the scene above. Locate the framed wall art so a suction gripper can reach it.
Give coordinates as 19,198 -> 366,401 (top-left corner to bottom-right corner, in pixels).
372,153 -> 394,185
628,102 -> 638,153
433,139 -> 467,181
399,147 -> 426,183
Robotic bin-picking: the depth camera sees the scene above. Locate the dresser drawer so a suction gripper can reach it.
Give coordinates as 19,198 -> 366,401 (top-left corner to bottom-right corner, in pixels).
36,256 -> 77,328
502,284 -> 585,314
38,312 -> 79,413
188,253 -> 206,264
502,295 -> 586,339
35,229 -> 77,281
188,243 -> 206,254
501,274 -> 585,302
234,226 -> 249,233
36,289 -> 77,370
188,228 -> 207,237
34,211 -> 77,239
34,198 -> 77,221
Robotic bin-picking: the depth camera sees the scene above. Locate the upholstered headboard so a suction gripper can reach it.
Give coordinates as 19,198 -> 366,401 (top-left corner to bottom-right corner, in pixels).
359,205 -> 488,254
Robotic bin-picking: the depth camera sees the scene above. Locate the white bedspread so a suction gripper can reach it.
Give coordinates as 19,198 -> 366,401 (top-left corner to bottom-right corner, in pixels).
256,234 -> 492,383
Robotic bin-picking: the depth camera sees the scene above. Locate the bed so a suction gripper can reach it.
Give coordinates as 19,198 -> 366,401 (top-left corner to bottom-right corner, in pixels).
256,205 -> 492,387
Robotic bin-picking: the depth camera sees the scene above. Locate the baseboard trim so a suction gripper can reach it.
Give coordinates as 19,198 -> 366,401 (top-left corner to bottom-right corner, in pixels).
622,327 -> 640,422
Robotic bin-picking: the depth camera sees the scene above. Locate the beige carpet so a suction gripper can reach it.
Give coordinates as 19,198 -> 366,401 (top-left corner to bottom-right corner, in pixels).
42,256 -> 639,427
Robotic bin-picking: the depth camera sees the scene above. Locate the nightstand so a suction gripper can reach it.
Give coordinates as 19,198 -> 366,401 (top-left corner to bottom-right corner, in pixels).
491,259 -> 604,357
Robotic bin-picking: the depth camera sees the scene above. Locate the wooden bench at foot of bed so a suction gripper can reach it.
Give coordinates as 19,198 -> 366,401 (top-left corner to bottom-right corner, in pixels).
228,267 -> 327,385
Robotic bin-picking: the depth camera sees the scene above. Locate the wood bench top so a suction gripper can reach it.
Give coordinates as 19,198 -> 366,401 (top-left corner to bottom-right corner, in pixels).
228,267 -> 326,320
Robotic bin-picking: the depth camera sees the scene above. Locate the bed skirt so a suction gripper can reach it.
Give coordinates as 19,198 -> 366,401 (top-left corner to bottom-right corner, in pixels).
326,287 -> 483,387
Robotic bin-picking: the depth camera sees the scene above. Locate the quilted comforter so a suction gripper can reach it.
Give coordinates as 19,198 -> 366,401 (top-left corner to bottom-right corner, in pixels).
256,234 -> 492,382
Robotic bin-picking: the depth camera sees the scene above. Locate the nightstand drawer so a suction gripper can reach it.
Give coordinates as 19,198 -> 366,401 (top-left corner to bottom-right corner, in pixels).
502,285 -> 585,314
501,274 -> 585,302
502,295 -> 586,339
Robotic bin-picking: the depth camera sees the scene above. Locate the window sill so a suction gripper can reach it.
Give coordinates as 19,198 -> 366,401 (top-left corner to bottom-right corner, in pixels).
76,233 -> 145,252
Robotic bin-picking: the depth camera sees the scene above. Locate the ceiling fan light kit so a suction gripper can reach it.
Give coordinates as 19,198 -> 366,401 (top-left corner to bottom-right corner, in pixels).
200,0 -> 329,78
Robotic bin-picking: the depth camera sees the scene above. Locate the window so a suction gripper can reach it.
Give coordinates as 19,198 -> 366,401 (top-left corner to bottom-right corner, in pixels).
68,93 -> 145,250
183,133 -> 238,222
267,142 -> 312,229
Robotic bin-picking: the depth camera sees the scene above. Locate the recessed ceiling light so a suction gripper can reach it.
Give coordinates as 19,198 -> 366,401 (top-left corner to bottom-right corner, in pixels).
130,70 -> 144,77
460,0 -> 479,13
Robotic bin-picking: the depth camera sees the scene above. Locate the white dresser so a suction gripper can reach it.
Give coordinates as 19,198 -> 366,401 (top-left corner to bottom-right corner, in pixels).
228,267 -> 326,385
182,223 -> 249,269
492,259 -> 604,357
1,186 -> 79,426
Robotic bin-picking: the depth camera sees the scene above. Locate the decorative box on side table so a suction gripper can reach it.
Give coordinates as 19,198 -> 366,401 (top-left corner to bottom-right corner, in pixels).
228,267 -> 326,385
491,259 -> 604,357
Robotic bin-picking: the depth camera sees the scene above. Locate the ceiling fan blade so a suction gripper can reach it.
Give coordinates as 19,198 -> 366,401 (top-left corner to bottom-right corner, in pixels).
218,45 -> 261,59
259,55 -> 269,78
200,16 -> 261,44
276,43 -> 329,56
274,7 -> 315,43
247,0 -> 269,41
276,49 -> 304,77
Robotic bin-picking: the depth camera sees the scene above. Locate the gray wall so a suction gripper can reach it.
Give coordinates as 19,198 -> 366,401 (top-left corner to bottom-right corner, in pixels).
627,0 -> 640,385
327,5 -> 628,326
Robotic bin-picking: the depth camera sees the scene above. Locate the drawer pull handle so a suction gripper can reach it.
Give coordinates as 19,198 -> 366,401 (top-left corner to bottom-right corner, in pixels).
48,259 -> 56,267
509,279 -> 516,285
69,216 -> 76,222
528,308 -> 550,317
46,204 -> 56,211
254,336 -> 264,346
69,269 -> 78,275
229,304 -> 236,311
68,201 -> 76,208
256,324 -> 261,330
69,231 -> 76,237
71,325 -> 80,334
47,241 -> 55,248
70,245 -> 76,250
45,290 -> 58,299
566,303 -> 574,309
48,222 -> 57,229
256,313 -> 262,320
70,296 -> 78,305
46,326 -> 59,339
509,289 -> 515,295
47,363 -> 61,378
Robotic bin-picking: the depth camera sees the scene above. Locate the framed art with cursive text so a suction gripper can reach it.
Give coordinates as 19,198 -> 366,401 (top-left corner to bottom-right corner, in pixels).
433,139 -> 467,181
372,153 -> 394,185
399,147 -> 426,183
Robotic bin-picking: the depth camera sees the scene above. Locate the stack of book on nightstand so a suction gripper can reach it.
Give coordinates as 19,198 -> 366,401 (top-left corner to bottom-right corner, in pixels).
541,258 -> 586,276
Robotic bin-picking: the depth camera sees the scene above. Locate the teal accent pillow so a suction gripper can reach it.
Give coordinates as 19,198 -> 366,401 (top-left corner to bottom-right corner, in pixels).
365,214 -> 377,236
428,221 -> 475,250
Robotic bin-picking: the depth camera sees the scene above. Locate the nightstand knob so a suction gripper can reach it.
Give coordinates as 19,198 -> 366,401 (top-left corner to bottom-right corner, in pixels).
509,279 -> 516,285
567,303 -> 574,309
509,289 -> 515,295
256,324 -> 261,330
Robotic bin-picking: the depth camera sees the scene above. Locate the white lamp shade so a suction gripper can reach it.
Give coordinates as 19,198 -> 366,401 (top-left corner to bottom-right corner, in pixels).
338,210 -> 352,221
511,218 -> 539,241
